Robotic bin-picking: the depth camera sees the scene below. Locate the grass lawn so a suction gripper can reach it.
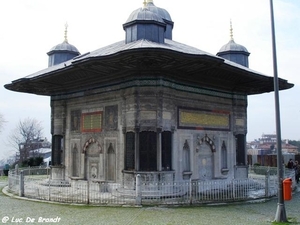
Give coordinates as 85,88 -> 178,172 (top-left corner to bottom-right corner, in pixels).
0,176 -> 8,181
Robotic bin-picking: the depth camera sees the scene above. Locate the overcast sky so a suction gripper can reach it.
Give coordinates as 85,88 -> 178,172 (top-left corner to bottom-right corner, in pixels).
0,0 -> 299,160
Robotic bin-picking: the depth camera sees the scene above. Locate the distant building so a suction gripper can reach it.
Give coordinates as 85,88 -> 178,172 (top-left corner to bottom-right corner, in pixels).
5,1 -> 293,190
282,140 -> 299,154
248,134 -> 298,155
18,138 -> 51,162
259,134 -> 277,144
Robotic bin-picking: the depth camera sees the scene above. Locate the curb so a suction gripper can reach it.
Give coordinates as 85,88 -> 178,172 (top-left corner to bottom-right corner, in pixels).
1,185 -> 140,208
1,185 -> 81,206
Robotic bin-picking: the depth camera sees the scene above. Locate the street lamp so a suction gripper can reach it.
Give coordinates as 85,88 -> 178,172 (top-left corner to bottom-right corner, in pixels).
269,0 -> 288,222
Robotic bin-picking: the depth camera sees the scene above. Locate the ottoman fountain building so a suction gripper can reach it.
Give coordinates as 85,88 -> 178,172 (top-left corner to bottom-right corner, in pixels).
5,0 -> 293,189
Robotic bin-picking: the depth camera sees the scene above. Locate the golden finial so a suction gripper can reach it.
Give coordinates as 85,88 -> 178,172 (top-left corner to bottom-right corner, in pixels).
64,23 -> 68,43
143,0 -> 147,8
230,20 -> 234,41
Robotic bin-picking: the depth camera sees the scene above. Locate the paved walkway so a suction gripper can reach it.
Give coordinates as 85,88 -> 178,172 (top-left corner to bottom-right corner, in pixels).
1,181 -> 299,225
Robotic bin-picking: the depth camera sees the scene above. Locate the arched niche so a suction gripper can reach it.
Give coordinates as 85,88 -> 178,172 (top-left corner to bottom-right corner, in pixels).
82,137 -> 103,180
82,137 -> 102,154
195,135 -> 216,180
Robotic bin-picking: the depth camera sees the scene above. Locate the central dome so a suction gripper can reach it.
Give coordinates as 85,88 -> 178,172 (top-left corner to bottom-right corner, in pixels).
125,0 -> 174,40
146,0 -> 173,39
146,0 -> 172,22
123,7 -> 166,44
126,7 -> 165,24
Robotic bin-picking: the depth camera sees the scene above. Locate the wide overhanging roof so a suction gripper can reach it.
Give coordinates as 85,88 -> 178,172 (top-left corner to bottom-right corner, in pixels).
4,39 -> 293,96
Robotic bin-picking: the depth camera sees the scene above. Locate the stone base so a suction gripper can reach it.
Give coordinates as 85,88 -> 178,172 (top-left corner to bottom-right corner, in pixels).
46,179 -> 70,187
234,165 -> 248,179
47,165 -> 70,186
50,165 -> 65,180
182,171 -> 192,180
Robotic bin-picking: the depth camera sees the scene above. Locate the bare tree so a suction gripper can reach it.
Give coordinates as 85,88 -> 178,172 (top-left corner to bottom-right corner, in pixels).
10,118 -> 44,163
0,113 -> 5,133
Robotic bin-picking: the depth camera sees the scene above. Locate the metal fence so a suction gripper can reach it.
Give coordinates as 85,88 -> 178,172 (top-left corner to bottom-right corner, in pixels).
7,166 -> 295,206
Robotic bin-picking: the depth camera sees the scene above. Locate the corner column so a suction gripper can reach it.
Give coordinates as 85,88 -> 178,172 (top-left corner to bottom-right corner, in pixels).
157,128 -> 162,171
135,127 -> 140,171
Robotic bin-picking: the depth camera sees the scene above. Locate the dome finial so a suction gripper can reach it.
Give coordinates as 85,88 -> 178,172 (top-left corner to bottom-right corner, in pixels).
143,0 -> 147,8
147,0 -> 154,4
230,20 -> 234,41
64,22 -> 69,43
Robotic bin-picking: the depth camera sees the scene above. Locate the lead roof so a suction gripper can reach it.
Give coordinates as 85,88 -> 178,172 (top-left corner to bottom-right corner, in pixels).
4,1 -> 293,97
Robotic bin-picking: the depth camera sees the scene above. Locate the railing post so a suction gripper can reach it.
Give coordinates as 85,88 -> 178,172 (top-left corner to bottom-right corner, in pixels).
265,169 -> 270,197
19,170 -> 24,197
189,178 -> 193,205
48,176 -> 51,201
87,180 -> 90,205
232,180 -> 236,199
135,174 -> 142,206
15,164 -> 19,175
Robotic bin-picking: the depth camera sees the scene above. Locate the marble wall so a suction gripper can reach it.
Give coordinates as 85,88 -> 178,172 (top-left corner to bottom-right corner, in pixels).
51,79 -> 248,183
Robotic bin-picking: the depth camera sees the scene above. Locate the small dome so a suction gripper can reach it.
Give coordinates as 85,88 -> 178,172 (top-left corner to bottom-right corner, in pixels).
47,40 -> 80,67
219,39 -> 249,53
47,24 -> 80,67
126,8 -> 165,24
49,40 -> 80,53
217,39 -> 250,68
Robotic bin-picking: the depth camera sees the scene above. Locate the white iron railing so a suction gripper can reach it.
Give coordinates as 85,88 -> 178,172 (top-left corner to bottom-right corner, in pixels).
7,166 -> 295,206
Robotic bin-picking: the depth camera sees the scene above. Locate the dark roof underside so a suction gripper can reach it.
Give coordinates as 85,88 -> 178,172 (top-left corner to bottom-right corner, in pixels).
4,39 -> 293,96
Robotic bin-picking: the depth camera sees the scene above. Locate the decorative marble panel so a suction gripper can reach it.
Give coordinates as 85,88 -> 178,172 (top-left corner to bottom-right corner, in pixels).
71,110 -> 81,132
163,112 -> 172,120
140,111 -> 156,120
178,107 -> 230,131
90,163 -> 98,179
235,118 -> 244,127
86,143 -> 101,156
105,105 -> 118,130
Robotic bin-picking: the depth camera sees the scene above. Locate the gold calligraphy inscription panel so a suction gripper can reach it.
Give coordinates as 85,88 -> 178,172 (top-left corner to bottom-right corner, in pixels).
82,111 -> 103,132
179,109 -> 229,129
